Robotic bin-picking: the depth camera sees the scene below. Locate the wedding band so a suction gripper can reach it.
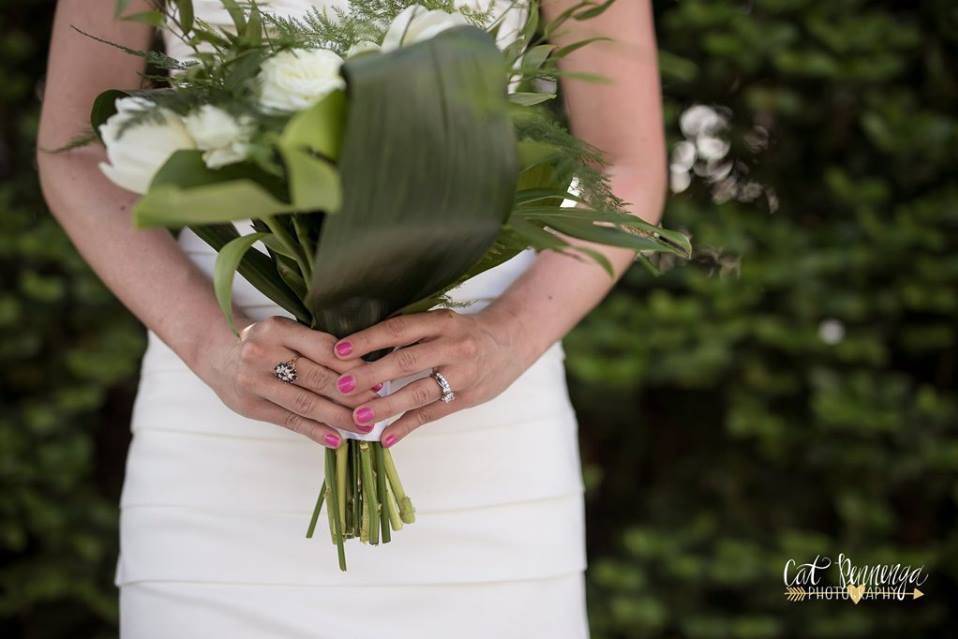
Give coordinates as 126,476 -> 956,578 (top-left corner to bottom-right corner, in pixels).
273,355 -> 300,384
432,371 -> 455,403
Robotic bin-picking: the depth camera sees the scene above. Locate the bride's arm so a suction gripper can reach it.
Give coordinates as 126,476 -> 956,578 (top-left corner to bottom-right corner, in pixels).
330,0 -> 665,445
37,0 -> 372,445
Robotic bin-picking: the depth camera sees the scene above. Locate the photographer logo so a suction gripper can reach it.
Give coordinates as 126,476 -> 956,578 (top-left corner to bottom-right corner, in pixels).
783,554 -> 926,604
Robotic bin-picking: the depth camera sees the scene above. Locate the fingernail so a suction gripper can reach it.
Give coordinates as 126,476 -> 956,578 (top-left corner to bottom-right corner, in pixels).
383,434 -> 397,448
358,423 -> 373,433
372,383 -> 384,392
337,375 -> 356,393
335,341 -> 352,357
355,407 -> 375,424
323,433 -> 340,448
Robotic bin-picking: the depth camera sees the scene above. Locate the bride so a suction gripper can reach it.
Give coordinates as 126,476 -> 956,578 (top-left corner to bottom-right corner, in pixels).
37,1 -> 664,637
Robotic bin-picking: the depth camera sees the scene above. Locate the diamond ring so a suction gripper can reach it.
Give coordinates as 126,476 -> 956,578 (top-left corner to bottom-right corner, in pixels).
432,371 -> 455,403
273,356 -> 300,384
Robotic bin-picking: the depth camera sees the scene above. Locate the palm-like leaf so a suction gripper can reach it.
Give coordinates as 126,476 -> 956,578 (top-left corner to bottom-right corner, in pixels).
305,27 -> 518,337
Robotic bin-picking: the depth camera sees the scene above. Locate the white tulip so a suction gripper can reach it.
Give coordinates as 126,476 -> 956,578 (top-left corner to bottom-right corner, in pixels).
183,105 -> 253,169
98,96 -> 195,195
258,48 -> 346,112
381,5 -> 469,51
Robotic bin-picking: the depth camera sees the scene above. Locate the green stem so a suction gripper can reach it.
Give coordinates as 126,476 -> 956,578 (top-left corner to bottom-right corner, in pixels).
324,447 -> 347,571
305,479 -> 325,538
351,441 -> 362,538
336,442 -> 348,534
382,446 -> 415,524
359,442 -> 380,545
384,474 -> 403,531
374,443 -> 391,544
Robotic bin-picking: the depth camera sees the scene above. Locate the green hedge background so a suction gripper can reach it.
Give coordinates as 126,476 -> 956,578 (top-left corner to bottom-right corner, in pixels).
2,1 -> 956,637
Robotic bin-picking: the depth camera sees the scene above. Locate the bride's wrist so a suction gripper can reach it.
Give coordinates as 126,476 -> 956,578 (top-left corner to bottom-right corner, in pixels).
187,313 -> 252,387
477,302 -> 543,371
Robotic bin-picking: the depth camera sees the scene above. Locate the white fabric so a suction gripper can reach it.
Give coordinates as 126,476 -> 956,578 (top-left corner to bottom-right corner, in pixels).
117,1 -> 588,636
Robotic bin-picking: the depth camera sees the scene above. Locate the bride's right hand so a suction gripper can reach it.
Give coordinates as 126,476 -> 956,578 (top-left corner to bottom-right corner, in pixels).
198,316 -> 381,448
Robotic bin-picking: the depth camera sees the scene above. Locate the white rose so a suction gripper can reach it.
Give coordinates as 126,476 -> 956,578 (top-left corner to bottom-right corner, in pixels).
258,48 -> 345,112
98,96 -> 196,195
381,4 -> 469,51
346,40 -> 381,58
183,105 -> 253,169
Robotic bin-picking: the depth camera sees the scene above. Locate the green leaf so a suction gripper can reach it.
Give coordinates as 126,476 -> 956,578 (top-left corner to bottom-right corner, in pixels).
305,27 -> 518,338
90,90 -> 129,141
191,224 -> 311,324
213,232 -> 270,334
121,11 -> 166,27
174,0 -> 194,34
279,90 -> 347,161
133,150 -> 340,226
510,92 -> 557,106
220,0 -> 247,34
278,90 -> 347,211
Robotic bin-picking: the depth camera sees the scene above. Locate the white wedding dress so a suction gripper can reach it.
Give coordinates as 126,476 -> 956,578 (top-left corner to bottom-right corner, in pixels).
116,2 -> 588,637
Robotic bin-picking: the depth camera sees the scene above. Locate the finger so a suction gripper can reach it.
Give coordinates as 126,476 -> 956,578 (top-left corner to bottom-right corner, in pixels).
380,389 -> 460,448
263,377 -> 373,435
292,356 -> 380,408
333,309 -> 459,360
350,377 -> 442,427
247,316 -> 359,375
333,340 -> 450,396
247,399 -> 343,449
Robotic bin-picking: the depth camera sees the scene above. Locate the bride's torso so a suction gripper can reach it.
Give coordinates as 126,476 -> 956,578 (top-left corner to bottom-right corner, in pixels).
167,0 -> 535,317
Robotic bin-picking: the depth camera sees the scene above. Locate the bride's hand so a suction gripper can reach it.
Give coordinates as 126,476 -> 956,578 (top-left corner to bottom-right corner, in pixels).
329,308 -> 530,447
201,316 -> 382,448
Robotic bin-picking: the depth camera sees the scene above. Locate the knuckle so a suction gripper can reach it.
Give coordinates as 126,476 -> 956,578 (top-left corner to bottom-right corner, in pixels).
385,316 -> 408,337
239,340 -> 262,363
458,336 -> 479,359
293,390 -> 316,415
413,409 -> 431,429
304,366 -> 332,391
262,316 -> 285,336
282,411 -> 304,433
395,348 -> 418,372
412,385 -> 434,406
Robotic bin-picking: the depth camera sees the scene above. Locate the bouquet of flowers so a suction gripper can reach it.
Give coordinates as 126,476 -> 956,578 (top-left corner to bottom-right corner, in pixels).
74,0 -> 690,571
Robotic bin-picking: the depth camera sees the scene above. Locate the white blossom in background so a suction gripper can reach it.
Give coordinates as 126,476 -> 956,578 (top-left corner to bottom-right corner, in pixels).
183,105 -> 254,169
98,97 -> 196,194
670,104 -> 776,210
258,48 -> 345,112
818,319 -> 846,345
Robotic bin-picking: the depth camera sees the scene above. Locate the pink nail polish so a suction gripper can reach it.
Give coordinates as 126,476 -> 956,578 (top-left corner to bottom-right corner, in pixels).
335,341 -> 352,357
372,383 -> 384,392
337,375 -> 356,394
323,433 -> 340,448
358,423 -> 373,433
355,407 -> 375,424
383,434 -> 397,448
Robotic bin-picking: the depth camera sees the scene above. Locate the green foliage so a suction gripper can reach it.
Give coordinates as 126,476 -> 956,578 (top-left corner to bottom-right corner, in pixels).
0,3 -> 144,636
568,1 -> 958,637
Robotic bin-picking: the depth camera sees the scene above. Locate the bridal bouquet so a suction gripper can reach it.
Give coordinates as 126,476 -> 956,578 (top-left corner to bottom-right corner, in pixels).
76,0 -> 690,570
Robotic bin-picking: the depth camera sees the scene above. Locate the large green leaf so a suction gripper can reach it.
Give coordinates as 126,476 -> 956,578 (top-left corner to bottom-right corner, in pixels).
305,27 -> 518,337
133,150 -> 340,227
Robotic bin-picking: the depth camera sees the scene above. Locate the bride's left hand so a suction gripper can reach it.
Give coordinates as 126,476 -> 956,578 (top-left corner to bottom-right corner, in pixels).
330,308 -> 530,447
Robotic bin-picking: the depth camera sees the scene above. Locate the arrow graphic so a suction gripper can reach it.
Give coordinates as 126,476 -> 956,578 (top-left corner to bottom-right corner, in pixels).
784,587 -> 924,603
